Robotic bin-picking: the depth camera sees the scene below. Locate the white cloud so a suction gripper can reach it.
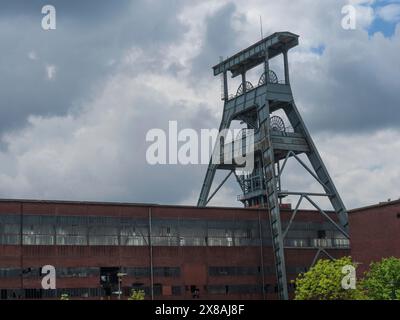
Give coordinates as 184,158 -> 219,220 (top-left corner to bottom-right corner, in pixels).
316,130 -> 400,209
45,64 -> 56,80
377,3 -> 400,22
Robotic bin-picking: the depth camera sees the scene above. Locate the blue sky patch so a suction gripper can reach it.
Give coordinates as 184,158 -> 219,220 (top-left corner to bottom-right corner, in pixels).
368,1 -> 400,37
311,44 -> 326,55
368,16 -> 397,37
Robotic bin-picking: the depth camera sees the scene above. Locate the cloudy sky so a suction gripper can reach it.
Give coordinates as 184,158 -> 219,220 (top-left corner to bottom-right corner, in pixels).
0,0 -> 399,210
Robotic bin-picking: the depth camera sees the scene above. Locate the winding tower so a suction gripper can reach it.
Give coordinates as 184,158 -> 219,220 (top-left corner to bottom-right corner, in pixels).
197,32 -> 349,300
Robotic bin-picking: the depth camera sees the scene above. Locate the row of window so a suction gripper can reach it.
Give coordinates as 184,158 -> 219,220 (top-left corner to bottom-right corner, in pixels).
0,288 -> 105,300
206,283 -> 296,295
209,266 -> 267,276
0,214 -> 349,247
0,215 -> 264,233
284,238 -> 349,248
0,235 -> 265,246
0,283 -> 291,299
0,214 -> 347,235
0,235 -> 349,248
0,287 -> 144,299
9,216 -> 276,230
0,267 -> 181,279
208,266 -> 308,276
0,265 -> 309,280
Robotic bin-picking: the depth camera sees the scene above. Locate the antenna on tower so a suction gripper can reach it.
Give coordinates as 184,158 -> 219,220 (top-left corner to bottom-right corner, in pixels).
259,15 -> 264,39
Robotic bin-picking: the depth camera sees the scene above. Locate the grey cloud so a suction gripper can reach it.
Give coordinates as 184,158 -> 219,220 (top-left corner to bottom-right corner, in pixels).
0,74 -> 204,204
190,2 -> 243,80
291,28 -> 400,134
0,1 -> 128,20
0,0 -> 399,209
0,0 -> 188,136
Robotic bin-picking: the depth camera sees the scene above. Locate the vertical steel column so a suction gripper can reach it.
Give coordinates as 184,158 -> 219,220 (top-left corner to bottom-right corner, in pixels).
257,210 -> 266,300
241,72 -> 247,94
20,202 -> 23,298
283,49 -> 290,85
259,47 -> 289,300
223,71 -> 229,101
148,207 -> 154,300
197,111 -> 232,207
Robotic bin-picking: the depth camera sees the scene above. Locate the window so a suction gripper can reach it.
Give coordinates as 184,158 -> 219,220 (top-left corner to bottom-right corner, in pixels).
22,216 -> 55,245
153,267 -> 180,278
124,267 -> 150,278
1,289 -> 24,300
151,220 -> 179,246
153,284 -> 162,296
208,222 -> 235,247
206,285 -> 226,295
178,220 -> 207,246
209,266 -> 260,276
22,267 -> 41,278
89,225 -> 119,246
58,267 -> 99,278
0,268 -> 21,278
56,220 -> 87,245
132,282 -> 145,291
190,285 -> 200,299
317,230 -> 327,239
229,285 -> 262,294
0,215 -> 21,245
172,286 -> 181,296
24,289 -> 43,299
42,290 -> 57,299
120,220 -> 148,246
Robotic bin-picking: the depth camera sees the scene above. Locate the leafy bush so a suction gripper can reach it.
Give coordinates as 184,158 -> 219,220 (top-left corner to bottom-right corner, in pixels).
361,257 -> 400,300
128,289 -> 145,300
294,256 -> 364,300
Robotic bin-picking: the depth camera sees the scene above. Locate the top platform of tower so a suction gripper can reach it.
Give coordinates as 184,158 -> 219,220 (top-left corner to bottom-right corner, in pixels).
212,31 -> 299,77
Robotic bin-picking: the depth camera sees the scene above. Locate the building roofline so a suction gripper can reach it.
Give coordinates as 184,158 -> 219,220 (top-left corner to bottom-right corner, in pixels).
0,198 -> 325,214
349,199 -> 400,213
0,198 -> 261,211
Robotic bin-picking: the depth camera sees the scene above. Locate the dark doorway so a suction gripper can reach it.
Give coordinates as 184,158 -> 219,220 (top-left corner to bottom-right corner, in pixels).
100,267 -> 120,298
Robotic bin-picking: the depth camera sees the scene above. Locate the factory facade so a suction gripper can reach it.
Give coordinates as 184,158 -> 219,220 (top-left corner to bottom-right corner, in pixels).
0,199 -> 351,300
349,199 -> 400,274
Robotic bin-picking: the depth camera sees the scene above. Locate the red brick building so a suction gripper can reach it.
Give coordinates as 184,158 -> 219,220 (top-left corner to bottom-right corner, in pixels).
349,199 -> 400,273
0,199 -> 349,300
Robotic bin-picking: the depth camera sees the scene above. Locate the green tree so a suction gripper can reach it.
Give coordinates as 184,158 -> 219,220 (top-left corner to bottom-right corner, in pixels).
128,289 -> 145,300
294,256 -> 364,300
60,293 -> 70,300
361,257 -> 400,300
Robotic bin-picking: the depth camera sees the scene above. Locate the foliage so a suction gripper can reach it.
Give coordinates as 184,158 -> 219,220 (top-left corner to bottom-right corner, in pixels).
128,289 -> 145,300
360,257 -> 400,300
60,293 -> 70,300
294,256 -> 364,300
